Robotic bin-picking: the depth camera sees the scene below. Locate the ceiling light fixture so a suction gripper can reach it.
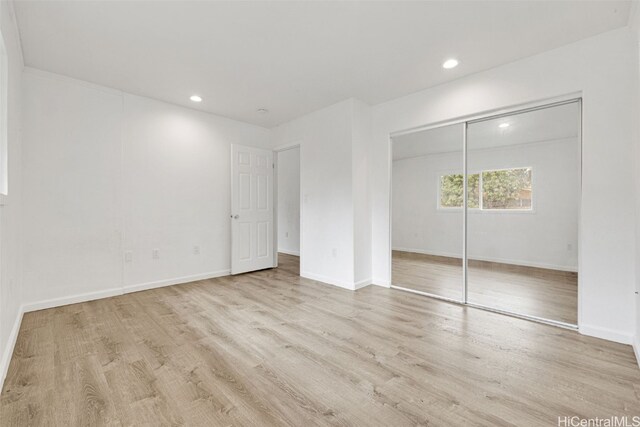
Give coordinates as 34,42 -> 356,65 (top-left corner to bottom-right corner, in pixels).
442,59 -> 459,69
190,95 -> 202,102
499,123 -> 510,128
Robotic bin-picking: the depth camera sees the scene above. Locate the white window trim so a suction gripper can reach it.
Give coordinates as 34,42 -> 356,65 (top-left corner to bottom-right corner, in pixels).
0,29 -> 8,197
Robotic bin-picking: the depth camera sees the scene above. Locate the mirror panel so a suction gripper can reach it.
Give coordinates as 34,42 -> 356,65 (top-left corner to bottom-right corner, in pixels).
391,123 -> 464,301
465,102 -> 580,324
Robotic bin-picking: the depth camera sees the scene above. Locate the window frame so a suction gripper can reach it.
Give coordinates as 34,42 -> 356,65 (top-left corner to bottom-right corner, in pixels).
0,29 -> 8,197
437,166 -> 535,213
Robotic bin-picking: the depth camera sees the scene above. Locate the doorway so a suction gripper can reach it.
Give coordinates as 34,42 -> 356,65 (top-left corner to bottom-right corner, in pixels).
390,99 -> 581,327
276,146 -> 301,276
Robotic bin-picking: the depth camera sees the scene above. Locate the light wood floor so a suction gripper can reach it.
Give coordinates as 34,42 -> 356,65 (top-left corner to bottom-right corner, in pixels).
1,254 -> 637,426
393,251 -> 578,324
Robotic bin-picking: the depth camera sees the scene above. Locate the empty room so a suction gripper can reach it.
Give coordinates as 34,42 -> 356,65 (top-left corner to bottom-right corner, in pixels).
0,0 -> 640,425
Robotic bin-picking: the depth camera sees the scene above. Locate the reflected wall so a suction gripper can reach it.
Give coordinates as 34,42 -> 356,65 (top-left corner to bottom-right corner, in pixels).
392,123 -> 464,301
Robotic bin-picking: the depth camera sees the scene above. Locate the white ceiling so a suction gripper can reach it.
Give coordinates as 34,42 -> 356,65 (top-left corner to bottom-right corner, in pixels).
393,101 -> 580,160
14,1 -> 630,128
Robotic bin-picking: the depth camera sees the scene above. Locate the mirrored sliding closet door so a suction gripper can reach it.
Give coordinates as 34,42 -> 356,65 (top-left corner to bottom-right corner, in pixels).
466,101 -> 580,325
391,99 -> 580,327
391,123 -> 464,302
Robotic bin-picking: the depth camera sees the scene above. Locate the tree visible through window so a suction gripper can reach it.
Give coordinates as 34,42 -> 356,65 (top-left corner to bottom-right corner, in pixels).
440,173 -> 479,208
439,167 -> 532,210
482,168 -> 532,209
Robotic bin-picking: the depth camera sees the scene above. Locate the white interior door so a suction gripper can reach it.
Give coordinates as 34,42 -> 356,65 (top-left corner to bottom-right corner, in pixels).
231,144 -> 274,274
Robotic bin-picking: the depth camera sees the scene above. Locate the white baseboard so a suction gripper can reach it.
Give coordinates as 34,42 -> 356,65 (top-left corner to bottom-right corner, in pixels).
123,269 -> 230,294
633,337 -> 640,369
2,269 -> 232,391
579,324 -> 634,345
19,268 -> 237,317
277,249 -> 300,257
0,305 -> 24,391
301,271 -> 356,290
372,278 -> 391,287
21,270 -> 233,314
300,272 -> 372,291
22,287 -> 123,313
354,278 -> 372,290
392,247 -> 578,272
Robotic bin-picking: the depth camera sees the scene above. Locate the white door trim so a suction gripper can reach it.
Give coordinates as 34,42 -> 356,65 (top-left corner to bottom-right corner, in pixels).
274,142 -> 302,271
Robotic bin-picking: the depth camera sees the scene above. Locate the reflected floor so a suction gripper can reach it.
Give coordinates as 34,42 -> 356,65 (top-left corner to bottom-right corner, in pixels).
392,250 -> 577,325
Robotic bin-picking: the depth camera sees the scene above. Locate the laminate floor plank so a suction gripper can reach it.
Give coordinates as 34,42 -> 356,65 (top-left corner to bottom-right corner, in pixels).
1,253 -> 638,426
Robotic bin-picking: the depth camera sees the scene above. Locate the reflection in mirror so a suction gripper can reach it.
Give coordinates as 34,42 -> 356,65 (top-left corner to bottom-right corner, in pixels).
466,101 -> 580,324
391,123 -> 464,301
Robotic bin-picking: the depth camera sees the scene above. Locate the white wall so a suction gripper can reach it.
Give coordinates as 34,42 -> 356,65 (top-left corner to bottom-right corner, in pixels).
273,100 -> 355,288
393,138 -> 580,271
272,98 -> 372,289
352,99 -> 372,286
630,3 -> 640,362
22,71 -> 123,304
21,68 -> 272,308
121,94 -> 273,290
372,28 -> 638,344
637,45 -> 640,359
0,0 -> 23,385
277,147 -> 300,256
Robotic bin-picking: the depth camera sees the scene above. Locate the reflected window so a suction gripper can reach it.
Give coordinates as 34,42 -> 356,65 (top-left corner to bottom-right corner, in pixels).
439,167 -> 532,210
439,173 -> 479,208
482,167 -> 532,210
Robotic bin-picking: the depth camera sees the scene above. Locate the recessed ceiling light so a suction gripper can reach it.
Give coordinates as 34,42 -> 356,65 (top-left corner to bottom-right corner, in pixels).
257,108 -> 268,114
190,95 -> 202,102
442,59 -> 459,69
499,123 -> 510,128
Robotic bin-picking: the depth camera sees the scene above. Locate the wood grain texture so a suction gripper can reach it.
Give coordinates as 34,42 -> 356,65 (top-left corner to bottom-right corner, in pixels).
393,250 -> 578,324
1,254 -> 637,426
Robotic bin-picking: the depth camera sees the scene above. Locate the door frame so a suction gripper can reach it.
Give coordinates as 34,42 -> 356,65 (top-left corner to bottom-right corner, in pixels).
388,92 -> 583,330
273,141 -> 302,272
